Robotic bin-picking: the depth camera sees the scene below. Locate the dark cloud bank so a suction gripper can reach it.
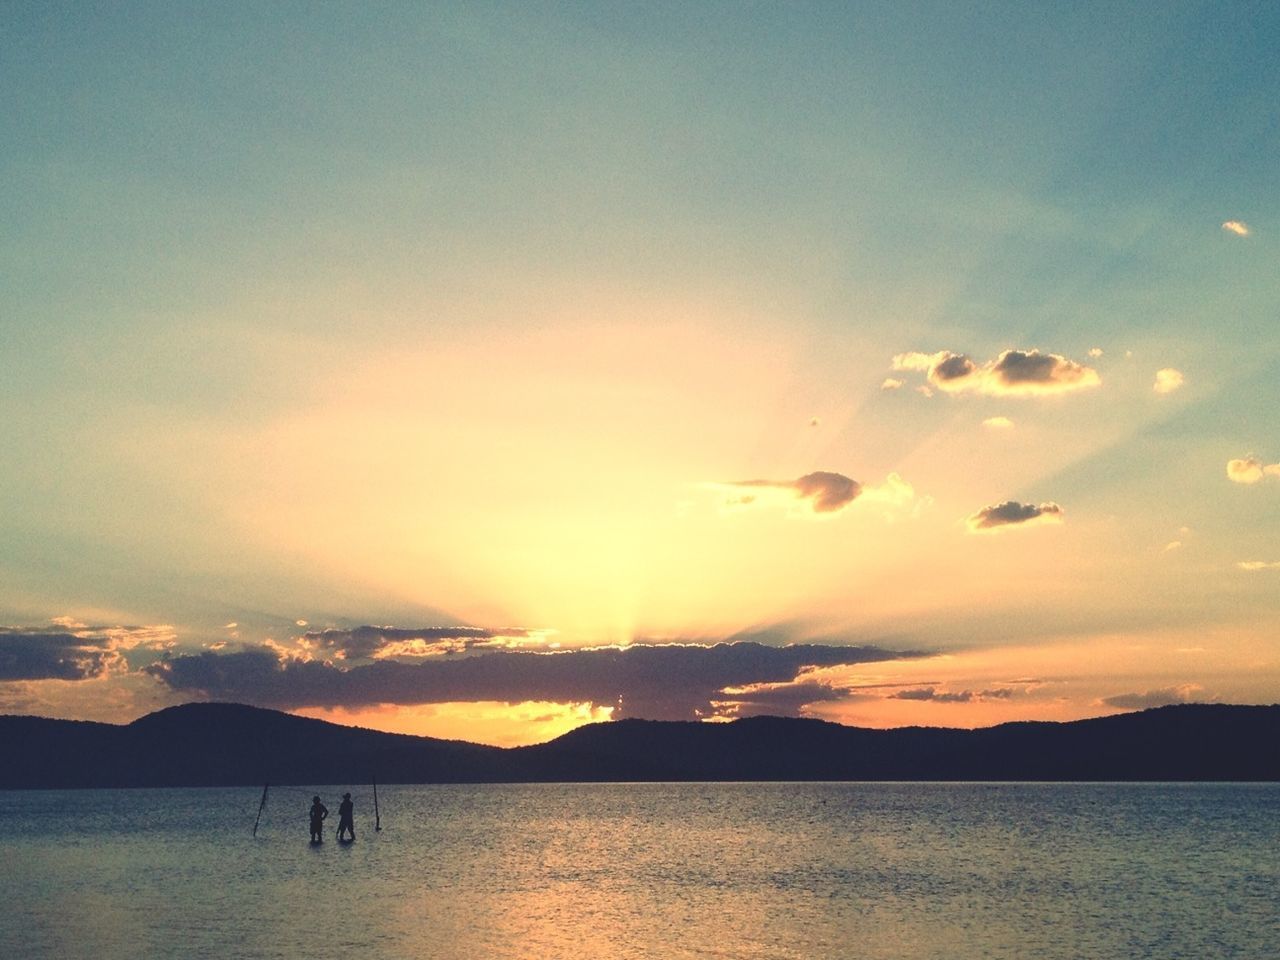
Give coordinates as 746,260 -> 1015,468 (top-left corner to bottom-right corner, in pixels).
0,632 -> 115,681
146,642 -> 916,720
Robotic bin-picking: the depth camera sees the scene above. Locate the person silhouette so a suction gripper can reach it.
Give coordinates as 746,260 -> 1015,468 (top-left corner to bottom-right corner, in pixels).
336,792 -> 355,841
309,795 -> 328,842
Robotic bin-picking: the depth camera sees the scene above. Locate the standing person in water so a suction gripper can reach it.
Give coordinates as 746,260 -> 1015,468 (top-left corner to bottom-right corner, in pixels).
336,792 -> 355,841
309,795 -> 328,842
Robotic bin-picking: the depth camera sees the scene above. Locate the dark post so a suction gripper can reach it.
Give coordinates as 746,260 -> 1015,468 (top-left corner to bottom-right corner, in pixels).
252,782 -> 269,837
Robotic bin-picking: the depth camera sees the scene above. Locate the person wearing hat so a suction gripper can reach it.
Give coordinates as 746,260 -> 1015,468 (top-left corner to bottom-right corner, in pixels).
336,792 -> 356,841
308,795 -> 328,843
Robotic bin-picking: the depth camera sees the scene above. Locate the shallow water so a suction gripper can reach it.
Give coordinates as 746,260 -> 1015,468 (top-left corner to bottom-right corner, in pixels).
4,782 -> 1277,959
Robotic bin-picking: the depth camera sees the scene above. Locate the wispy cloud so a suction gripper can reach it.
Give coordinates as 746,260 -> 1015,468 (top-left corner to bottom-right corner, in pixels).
891,349 -> 1100,397
881,377 -> 904,391
297,625 -> 545,661
982,416 -> 1014,430
1221,220 -> 1250,237
1153,368 -> 1184,394
716,471 -> 920,517
1226,456 -> 1280,484
888,686 -> 1015,703
718,471 -> 860,514
1100,684 -> 1203,709
1237,560 -> 1280,572
966,500 -> 1063,532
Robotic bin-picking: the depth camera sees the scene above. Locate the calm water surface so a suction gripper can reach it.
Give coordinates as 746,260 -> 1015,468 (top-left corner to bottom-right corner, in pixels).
4,783 -> 1277,959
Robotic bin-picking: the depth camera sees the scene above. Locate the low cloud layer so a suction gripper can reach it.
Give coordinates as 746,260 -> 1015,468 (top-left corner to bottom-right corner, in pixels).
892,349 -> 1100,397
1227,456 -> 1280,484
966,501 -> 1064,532
1101,684 -> 1203,709
144,641 -> 922,720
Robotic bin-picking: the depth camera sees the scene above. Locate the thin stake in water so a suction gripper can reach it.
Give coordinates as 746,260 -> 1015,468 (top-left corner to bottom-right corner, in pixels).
373,776 -> 381,832
252,782 -> 269,837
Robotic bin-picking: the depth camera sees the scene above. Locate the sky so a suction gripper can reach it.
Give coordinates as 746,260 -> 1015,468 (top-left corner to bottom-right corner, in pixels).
2,1 -> 1279,747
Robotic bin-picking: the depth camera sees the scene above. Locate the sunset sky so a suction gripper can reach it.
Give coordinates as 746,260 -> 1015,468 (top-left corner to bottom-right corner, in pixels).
3,2 -> 1278,746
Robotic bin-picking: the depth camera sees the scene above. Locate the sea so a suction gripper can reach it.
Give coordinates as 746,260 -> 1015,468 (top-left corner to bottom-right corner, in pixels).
4,782 -> 1276,959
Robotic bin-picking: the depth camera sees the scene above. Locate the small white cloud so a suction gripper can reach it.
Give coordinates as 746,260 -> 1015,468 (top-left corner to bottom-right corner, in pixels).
881,378 -> 904,391
915,385 -> 934,398
1227,456 -> 1280,485
296,619 -> 308,627
1088,347 -> 1103,358
1237,560 -> 1280,571
982,416 -> 1014,430
1222,220 -> 1250,237
1153,368 -> 1184,394
1164,540 -> 1182,552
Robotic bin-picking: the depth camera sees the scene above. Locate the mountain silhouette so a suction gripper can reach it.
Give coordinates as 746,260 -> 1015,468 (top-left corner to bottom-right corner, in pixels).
1,702 -> 1276,788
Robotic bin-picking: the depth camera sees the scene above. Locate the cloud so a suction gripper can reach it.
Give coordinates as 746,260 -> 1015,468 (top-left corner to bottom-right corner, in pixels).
881,378 -> 904,391
1221,220 -> 1250,237
1088,347 -> 1103,358
1237,560 -> 1280,571
0,632 -> 119,681
1100,684 -> 1203,709
720,471 -> 862,514
966,501 -> 1063,532
889,686 -> 1015,703
0,622 -> 177,682
891,349 -> 1100,397
298,625 -> 540,661
1226,456 -> 1280,484
711,679 -> 855,718
1153,368 -> 1184,394
144,641 -> 924,720
982,416 -> 1014,430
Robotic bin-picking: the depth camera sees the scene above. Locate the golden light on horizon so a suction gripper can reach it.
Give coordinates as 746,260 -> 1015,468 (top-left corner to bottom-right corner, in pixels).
293,700 -> 615,748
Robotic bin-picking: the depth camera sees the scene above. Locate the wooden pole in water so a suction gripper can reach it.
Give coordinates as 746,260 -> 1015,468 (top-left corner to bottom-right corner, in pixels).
252,782 -> 269,837
373,776 -> 381,832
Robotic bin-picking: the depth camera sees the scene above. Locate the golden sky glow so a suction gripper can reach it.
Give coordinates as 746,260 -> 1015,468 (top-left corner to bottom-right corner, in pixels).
3,5 -> 1279,748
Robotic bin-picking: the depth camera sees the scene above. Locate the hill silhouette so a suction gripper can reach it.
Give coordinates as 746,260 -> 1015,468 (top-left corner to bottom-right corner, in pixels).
1,702 -> 1276,788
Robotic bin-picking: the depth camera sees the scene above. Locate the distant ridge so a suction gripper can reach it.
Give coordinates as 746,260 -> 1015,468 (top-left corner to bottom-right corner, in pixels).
1,702 -> 1277,788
